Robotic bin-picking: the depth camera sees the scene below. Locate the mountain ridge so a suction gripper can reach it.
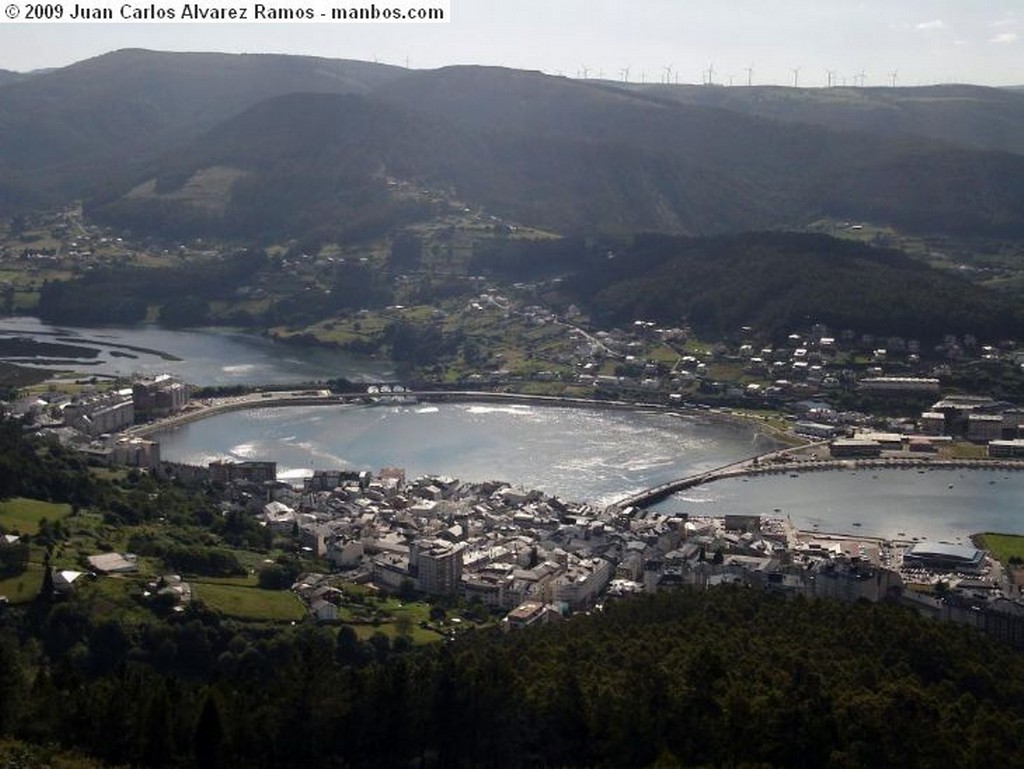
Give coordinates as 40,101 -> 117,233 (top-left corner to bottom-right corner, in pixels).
3,49 -> 1024,240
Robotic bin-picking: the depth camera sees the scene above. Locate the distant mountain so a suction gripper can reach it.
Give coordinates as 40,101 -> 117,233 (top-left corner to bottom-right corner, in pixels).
91,64 -> 1024,240
4,50 -> 1024,240
617,83 -> 1024,156
0,70 -> 26,86
90,91 -> 482,240
0,49 -> 404,210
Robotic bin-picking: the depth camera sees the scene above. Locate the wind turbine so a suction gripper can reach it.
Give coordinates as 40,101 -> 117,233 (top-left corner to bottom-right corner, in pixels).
706,62 -> 716,86
791,66 -> 801,88
580,65 -> 590,79
826,69 -> 836,88
619,66 -> 630,83
857,69 -> 866,87
744,65 -> 753,86
889,69 -> 898,87
663,64 -> 673,84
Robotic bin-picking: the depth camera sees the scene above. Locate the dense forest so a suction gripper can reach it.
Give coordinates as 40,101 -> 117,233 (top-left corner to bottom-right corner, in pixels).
473,232 -> 1024,343
5,51 -> 1024,238
3,418 -> 1024,768
3,577 -> 1024,767
35,250 -> 268,326
34,230 -> 1024,350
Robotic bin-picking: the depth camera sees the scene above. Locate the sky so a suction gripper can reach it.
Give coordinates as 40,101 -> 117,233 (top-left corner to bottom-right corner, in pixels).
0,0 -> 1020,87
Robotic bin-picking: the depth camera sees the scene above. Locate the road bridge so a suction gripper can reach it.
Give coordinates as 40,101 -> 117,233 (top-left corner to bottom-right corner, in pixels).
609,442 -> 830,512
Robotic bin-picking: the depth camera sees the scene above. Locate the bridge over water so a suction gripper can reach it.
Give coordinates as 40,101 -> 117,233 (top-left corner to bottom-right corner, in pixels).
610,457 -> 762,511
609,442 -> 831,512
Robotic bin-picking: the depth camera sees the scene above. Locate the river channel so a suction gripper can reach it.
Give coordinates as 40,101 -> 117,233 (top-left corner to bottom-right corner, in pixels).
0,316 -> 392,385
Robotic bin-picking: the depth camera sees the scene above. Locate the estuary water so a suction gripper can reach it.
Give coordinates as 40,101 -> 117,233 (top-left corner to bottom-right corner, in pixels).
6,318 -> 1023,540
153,401 -> 1024,540
0,316 -> 392,385
650,468 -> 1024,543
154,403 -> 780,506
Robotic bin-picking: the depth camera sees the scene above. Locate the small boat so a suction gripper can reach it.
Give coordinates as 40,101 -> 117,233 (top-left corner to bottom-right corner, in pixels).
852,522 -> 862,527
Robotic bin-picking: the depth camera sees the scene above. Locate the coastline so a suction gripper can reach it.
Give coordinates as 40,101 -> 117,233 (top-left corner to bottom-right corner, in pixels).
125,388 -> 778,438
128,389 -> 1024,514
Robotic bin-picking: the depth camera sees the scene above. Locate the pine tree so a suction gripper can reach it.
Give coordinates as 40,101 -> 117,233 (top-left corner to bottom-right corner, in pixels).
193,692 -> 224,768
38,549 -> 54,603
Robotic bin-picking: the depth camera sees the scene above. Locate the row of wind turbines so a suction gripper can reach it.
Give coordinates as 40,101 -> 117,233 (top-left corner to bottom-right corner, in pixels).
575,64 -> 902,88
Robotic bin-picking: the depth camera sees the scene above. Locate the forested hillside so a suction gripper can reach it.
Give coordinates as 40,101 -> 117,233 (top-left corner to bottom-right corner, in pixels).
473,232 -> 1024,342
3,51 -> 1024,239
0,49 -> 404,212
625,83 -> 1024,156
2,580 -> 1023,767
96,68 -> 1024,240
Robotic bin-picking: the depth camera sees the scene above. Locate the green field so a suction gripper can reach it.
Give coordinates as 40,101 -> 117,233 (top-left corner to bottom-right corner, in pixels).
975,533 -> 1024,565
351,620 -> 443,645
192,581 -> 306,621
73,576 -> 155,623
0,497 -> 72,535
0,563 -> 43,603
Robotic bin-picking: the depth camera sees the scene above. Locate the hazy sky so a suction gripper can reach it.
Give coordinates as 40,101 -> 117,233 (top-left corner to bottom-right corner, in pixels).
0,0 -> 1020,86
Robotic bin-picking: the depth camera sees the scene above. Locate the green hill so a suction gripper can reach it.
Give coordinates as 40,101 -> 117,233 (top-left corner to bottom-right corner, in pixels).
4,586 -> 1024,767
473,232 -> 1023,342
0,49 -> 405,212
88,66 -> 1024,240
0,51 -> 1022,240
620,82 -> 1024,156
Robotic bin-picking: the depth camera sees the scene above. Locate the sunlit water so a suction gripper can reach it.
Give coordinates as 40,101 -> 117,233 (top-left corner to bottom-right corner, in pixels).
649,467 -> 1024,542
152,402 -> 1024,539
154,403 -> 780,507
